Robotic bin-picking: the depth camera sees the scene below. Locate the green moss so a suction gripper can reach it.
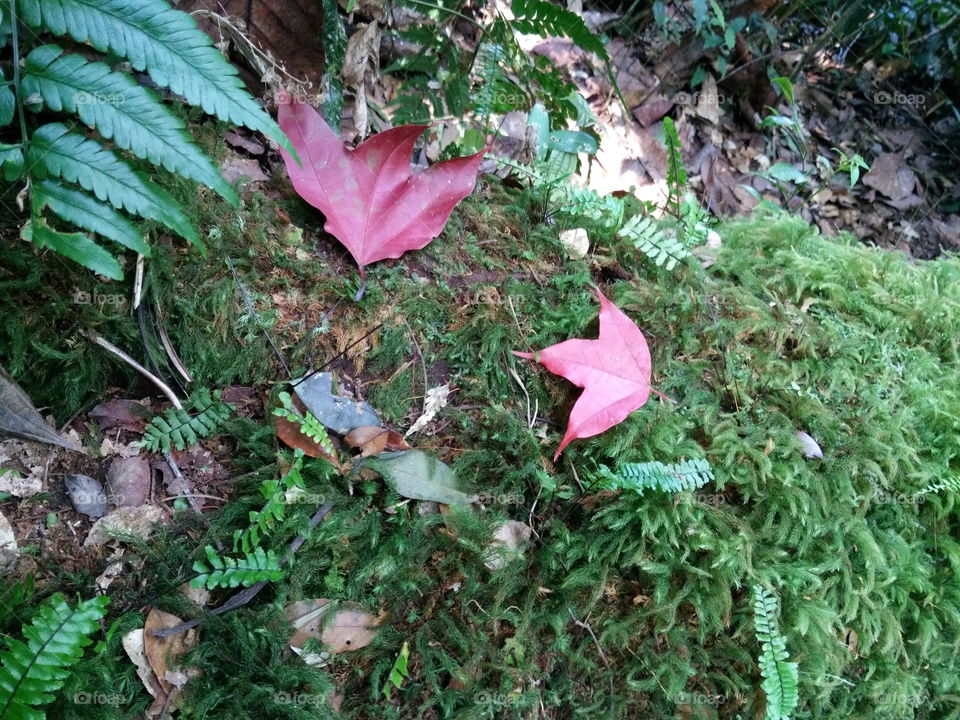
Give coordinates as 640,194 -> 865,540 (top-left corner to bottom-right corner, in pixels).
5,146 -> 960,719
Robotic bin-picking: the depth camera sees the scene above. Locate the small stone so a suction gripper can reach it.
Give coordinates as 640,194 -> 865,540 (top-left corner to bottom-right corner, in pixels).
559,228 -> 589,259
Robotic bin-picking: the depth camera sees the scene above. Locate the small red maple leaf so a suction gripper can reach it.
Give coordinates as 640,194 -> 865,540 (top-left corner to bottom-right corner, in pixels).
514,289 -> 653,460
277,90 -> 485,274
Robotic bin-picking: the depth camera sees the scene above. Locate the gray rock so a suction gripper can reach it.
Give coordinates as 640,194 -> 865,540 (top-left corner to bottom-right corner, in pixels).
293,372 -> 380,435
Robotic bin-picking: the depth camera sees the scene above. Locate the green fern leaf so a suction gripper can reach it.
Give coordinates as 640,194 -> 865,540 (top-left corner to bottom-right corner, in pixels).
20,217 -> 122,280
0,68 -> 14,126
599,458 -> 713,495
138,389 -> 233,453
753,585 -> 799,720
0,144 -> 25,181
662,117 -> 686,216
32,179 -> 150,256
28,123 -> 198,246
273,392 -> 336,458
914,476 -> 960,496
618,214 -> 690,270
16,0 -> 294,157
22,45 -> 238,205
234,451 -> 305,553
510,0 -> 609,62
191,545 -> 283,589
0,593 -> 109,720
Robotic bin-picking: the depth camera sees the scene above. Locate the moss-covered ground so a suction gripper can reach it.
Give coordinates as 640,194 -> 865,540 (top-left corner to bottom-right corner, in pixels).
2,133 -> 959,719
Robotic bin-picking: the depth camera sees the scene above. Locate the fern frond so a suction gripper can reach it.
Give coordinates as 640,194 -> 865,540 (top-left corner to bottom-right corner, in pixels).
599,458 -> 713,495
28,123 -> 198,246
32,179 -> 150,256
273,392 -> 336,458
0,144 -> 25,181
22,45 -> 237,203
618,214 -> 690,270
509,0 -> 609,63
20,217 -> 122,280
678,193 -> 713,245
320,0 -> 347,128
662,116 -> 686,217
0,593 -> 109,720
191,545 -> 283,590
138,389 -> 233,453
557,186 -> 624,229
753,585 -> 799,720
473,42 -> 505,127
234,451 -> 305,553
0,68 -> 14,126
914,476 -> 960,496
16,0 -> 294,156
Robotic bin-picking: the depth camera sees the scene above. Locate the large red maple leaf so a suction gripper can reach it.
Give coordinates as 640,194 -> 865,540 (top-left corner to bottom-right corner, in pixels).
514,289 -> 653,460
277,90 -> 485,274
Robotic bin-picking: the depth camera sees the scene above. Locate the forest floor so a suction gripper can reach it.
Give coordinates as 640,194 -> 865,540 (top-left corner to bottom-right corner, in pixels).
1,6 -> 959,720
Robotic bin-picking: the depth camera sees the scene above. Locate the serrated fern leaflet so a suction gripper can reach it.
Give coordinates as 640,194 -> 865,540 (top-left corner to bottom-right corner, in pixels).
0,594 -> 109,720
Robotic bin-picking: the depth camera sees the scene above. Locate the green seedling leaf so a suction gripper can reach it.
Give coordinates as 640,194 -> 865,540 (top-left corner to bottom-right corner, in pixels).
527,102 -> 550,161
547,130 -> 598,155
764,162 -> 809,184
770,76 -> 795,105
383,641 -> 410,699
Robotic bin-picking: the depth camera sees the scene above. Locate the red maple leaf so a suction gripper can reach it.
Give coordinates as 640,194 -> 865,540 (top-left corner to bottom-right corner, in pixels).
514,289 -> 653,460
277,90 -> 485,274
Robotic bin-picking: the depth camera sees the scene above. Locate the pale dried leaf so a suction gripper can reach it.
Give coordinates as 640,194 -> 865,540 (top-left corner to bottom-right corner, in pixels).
123,629 -> 164,699
796,430 -> 824,459
0,511 -> 18,573
485,520 -> 532,571
65,474 -> 108,518
405,384 -> 450,437
84,504 -> 166,547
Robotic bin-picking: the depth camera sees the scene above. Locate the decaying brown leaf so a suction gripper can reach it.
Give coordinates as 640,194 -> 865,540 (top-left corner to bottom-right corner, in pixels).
286,599 -> 385,666
143,609 -> 199,696
0,365 -> 82,450
274,412 -> 341,468
344,425 -> 389,456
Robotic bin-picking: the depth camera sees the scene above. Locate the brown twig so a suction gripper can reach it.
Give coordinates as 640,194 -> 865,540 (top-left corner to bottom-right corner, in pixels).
84,331 -> 183,409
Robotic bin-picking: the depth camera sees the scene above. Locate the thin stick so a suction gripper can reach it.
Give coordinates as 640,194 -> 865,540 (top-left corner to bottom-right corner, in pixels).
402,319 -> 429,419
292,323 -> 384,389
133,254 -> 145,310
150,501 -> 334,639
157,494 -> 228,503
568,608 -> 615,713
154,300 -> 193,384
161,451 -> 205,518
85,331 -> 182,410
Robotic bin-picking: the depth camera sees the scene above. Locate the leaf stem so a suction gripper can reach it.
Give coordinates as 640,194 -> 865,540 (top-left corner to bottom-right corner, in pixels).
8,0 -> 28,151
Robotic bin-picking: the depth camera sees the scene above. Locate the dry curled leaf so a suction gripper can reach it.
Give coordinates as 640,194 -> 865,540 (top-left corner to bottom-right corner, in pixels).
274,412 -> 340,467
0,365 -> 82,450
286,599 -> 384,666
143,609 -> 199,696
344,425 -> 389,456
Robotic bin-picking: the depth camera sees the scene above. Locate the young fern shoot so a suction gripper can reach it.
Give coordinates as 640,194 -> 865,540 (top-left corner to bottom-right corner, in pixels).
753,585 -> 799,720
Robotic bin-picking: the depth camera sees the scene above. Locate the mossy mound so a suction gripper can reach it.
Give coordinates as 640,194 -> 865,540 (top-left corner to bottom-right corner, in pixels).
2,178 -> 958,718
